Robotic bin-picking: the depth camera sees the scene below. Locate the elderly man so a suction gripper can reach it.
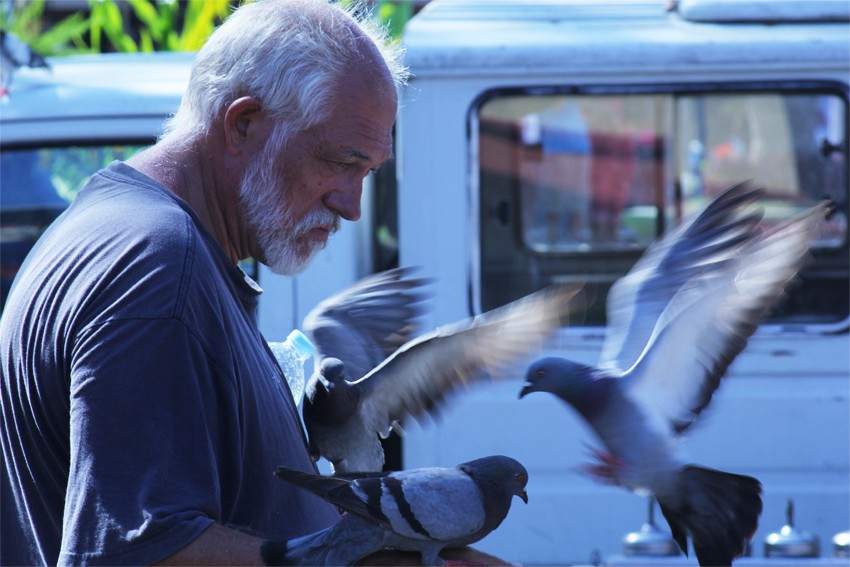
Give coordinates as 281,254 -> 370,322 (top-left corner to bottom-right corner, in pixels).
1,1 -> 504,565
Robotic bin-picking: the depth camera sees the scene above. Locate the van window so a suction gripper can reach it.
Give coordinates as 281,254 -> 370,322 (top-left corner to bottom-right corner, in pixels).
475,86 -> 848,328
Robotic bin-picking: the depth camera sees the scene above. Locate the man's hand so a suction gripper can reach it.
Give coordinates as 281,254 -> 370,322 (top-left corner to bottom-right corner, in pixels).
356,546 -> 518,566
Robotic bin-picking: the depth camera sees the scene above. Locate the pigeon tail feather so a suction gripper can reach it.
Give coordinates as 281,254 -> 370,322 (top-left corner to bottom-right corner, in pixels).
274,466 -> 354,499
657,465 -> 762,566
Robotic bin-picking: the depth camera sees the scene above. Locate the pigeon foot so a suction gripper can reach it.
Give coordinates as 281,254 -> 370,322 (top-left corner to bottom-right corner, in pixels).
580,445 -> 627,486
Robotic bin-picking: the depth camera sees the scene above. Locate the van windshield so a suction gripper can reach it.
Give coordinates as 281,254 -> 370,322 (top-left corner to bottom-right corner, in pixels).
475,87 -> 848,328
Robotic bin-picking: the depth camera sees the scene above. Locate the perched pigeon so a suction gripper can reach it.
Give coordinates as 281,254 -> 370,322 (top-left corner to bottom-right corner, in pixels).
0,30 -> 50,95
261,455 -> 529,566
303,283 -> 579,473
303,266 -> 432,385
519,183 -> 827,566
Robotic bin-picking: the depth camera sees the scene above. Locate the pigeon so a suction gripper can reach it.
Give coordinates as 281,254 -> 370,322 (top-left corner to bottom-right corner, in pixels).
303,282 -> 579,473
519,182 -> 828,566
0,30 -> 50,95
260,455 -> 529,566
303,266 -> 432,385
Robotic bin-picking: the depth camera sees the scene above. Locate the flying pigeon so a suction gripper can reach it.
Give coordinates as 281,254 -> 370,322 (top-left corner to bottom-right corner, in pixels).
519,182 -> 827,566
0,30 -> 50,95
303,266 -> 432,385
260,455 -> 529,566
303,282 -> 579,473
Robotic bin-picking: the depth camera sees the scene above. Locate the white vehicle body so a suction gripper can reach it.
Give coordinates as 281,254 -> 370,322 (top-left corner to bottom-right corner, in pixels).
396,0 -> 849,564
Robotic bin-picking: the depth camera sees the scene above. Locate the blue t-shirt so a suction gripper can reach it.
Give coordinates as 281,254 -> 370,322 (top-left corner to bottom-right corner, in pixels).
0,162 -> 339,565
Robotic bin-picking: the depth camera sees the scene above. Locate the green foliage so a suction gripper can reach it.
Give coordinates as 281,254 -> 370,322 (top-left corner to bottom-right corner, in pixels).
0,0 -> 93,56
1,0 -> 414,57
335,0 -> 414,40
88,0 -> 233,53
375,0 -> 413,40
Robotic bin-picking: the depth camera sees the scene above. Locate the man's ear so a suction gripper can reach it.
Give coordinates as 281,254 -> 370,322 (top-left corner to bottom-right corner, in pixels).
223,96 -> 266,155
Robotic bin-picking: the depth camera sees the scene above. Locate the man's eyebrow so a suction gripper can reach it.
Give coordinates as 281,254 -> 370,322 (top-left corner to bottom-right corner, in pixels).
342,149 -> 394,168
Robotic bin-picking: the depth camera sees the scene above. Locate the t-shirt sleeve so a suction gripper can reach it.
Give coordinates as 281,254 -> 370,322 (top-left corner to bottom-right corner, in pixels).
59,316 -> 232,565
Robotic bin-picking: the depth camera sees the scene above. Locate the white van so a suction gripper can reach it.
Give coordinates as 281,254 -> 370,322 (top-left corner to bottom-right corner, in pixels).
396,0 -> 849,564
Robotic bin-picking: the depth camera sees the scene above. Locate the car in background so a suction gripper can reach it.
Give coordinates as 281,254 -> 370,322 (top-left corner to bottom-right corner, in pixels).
1,52 -> 191,304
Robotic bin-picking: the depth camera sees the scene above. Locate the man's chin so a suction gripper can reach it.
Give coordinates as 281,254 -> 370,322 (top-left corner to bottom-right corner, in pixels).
264,244 -> 325,276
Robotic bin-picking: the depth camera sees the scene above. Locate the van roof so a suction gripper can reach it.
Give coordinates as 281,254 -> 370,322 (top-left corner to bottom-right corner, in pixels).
402,0 -> 850,76
678,0 -> 850,22
409,0 -> 850,22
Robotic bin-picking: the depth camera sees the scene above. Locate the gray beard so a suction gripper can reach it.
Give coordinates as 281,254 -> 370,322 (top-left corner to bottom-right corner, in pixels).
239,153 -> 340,275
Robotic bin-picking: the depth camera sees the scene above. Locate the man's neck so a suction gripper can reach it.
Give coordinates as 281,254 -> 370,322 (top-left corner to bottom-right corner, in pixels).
126,142 -> 248,265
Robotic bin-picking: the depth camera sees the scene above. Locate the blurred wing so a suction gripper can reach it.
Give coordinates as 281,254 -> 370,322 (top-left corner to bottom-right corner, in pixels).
623,203 -> 825,434
303,267 -> 432,380
353,284 -> 581,437
600,182 -> 765,374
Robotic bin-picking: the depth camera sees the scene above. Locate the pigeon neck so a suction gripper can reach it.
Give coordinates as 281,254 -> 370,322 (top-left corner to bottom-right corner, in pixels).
461,467 -> 512,532
570,373 -> 614,420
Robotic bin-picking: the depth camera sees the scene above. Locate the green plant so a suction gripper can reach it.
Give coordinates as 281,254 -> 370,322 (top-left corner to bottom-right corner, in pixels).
335,0 -> 413,40
1,0 -> 413,58
88,0 -> 233,53
0,0 -> 92,56
374,0 -> 413,40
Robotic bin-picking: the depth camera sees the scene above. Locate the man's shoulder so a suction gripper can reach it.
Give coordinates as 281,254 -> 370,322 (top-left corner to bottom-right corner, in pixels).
76,163 -> 193,233
27,166 -> 222,315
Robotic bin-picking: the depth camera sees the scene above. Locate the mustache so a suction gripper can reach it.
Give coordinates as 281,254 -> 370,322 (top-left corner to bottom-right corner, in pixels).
294,206 -> 340,237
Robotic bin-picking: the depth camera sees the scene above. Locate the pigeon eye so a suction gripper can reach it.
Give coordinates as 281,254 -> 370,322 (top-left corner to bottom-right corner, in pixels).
535,370 -> 545,378
516,473 -> 526,483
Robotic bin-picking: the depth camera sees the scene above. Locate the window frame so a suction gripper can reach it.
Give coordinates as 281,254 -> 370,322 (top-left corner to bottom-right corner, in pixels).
469,79 -> 850,334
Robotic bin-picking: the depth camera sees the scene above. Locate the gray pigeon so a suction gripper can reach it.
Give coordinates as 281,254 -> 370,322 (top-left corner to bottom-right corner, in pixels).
0,30 -> 50,95
303,283 -> 579,473
260,455 -> 529,566
519,183 -> 827,566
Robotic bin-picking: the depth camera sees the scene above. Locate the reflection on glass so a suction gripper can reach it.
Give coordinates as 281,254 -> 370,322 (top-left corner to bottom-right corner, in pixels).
477,88 -> 848,326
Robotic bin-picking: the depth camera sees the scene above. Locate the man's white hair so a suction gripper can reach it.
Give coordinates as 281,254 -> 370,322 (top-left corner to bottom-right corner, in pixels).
160,0 -> 407,148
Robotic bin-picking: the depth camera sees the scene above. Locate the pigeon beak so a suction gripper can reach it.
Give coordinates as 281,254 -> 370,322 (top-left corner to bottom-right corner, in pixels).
518,383 -> 534,399
520,490 -> 529,504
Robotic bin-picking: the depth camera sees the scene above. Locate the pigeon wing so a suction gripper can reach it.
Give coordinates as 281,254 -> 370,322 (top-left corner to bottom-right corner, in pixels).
353,284 -> 580,438
600,182 -> 765,375
303,267 -> 431,381
373,467 -> 485,542
274,466 -> 485,541
274,466 -> 392,526
622,202 -> 825,434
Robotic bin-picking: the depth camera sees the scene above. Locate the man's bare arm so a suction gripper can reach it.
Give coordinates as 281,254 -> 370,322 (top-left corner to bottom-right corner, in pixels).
155,523 -> 264,566
156,522 -> 515,566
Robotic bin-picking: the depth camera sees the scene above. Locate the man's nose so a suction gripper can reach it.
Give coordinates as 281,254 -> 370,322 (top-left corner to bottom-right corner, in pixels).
323,180 -> 363,222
